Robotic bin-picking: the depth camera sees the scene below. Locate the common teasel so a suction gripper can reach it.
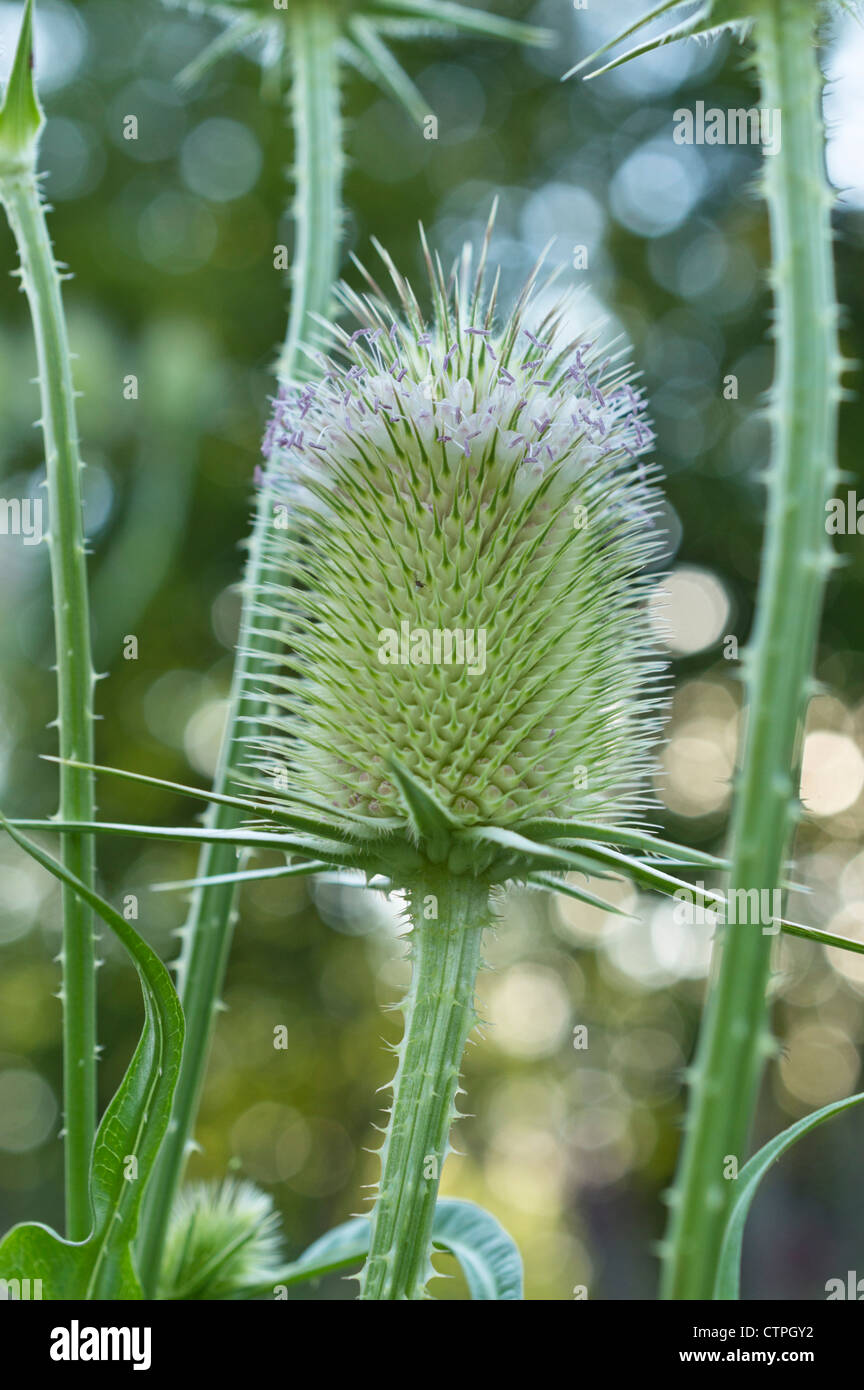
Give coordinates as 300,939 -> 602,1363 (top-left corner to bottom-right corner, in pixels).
133,2 -> 553,1279
249,233 -> 668,851
2,0 -> 863,1311
222,230 -> 670,1298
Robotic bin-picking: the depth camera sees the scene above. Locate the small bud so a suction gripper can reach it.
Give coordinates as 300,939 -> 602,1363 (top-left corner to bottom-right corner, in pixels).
0,1 -> 44,177
159,1179 -> 283,1300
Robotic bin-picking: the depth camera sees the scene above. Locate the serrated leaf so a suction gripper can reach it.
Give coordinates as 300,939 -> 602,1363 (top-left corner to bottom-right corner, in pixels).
714,1092 -> 864,1300
0,814 -> 184,1299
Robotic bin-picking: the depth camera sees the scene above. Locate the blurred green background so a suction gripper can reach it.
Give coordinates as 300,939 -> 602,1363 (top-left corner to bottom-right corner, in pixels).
1,0 -> 864,1300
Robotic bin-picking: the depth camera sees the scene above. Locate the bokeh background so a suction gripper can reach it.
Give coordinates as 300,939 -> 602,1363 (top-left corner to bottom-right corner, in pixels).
1,0 -> 863,1300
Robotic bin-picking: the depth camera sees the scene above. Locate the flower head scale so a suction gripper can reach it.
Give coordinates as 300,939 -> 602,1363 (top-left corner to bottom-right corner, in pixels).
244,229 -> 668,875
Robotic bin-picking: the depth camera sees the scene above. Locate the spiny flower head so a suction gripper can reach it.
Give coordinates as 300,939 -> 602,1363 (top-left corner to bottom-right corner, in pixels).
158,1179 -> 283,1300
247,231 -> 667,849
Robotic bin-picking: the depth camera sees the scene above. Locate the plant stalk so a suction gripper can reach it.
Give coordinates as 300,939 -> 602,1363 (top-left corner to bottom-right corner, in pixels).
137,2 -> 343,1293
0,173 -> 97,1241
661,0 -> 840,1299
359,877 -> 488,1300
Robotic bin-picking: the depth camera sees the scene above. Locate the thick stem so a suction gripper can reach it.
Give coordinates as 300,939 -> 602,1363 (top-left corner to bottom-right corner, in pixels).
0,174 -> 97,1241
137,4 -> 343,1293
359,878 -> 489,1301
661,0 -> 840,1299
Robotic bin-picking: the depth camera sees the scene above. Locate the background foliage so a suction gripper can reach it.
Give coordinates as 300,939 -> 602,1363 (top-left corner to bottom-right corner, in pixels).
1,0 -> 863,1298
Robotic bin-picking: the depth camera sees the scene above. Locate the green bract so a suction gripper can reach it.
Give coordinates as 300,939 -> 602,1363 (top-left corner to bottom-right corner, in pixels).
251,239 -> 667,867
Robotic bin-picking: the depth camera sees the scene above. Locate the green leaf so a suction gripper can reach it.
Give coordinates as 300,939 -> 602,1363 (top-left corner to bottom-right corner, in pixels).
269,1215 -> 370,1289
233,1198 -> 522,1299
0,814 -> 184,1299
428,1199 -> 523,1299
0,0 -> 44,175
714,1092 -> 864,1300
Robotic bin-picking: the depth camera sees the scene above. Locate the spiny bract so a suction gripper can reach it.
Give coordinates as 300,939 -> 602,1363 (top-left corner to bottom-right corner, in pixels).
250,235 -> 666,836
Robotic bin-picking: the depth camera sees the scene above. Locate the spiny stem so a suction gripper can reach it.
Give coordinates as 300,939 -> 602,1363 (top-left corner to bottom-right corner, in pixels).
277,2 -> 342,382
137,3 -> 343,1294
359,877 -> 489,1301
0,173 -> 97,1241
661,0 -> 841,1299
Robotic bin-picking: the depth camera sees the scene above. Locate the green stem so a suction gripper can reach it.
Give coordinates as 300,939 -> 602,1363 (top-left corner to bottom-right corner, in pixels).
0,174 -> 97,1241
137,3 -> 343,1294
661,0 -> 840,1300
359,877 -> 488,1301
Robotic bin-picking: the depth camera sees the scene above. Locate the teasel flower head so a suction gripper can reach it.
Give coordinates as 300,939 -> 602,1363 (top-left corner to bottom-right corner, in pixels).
243,226 -> 668,887
158,1179 -> 284,1300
